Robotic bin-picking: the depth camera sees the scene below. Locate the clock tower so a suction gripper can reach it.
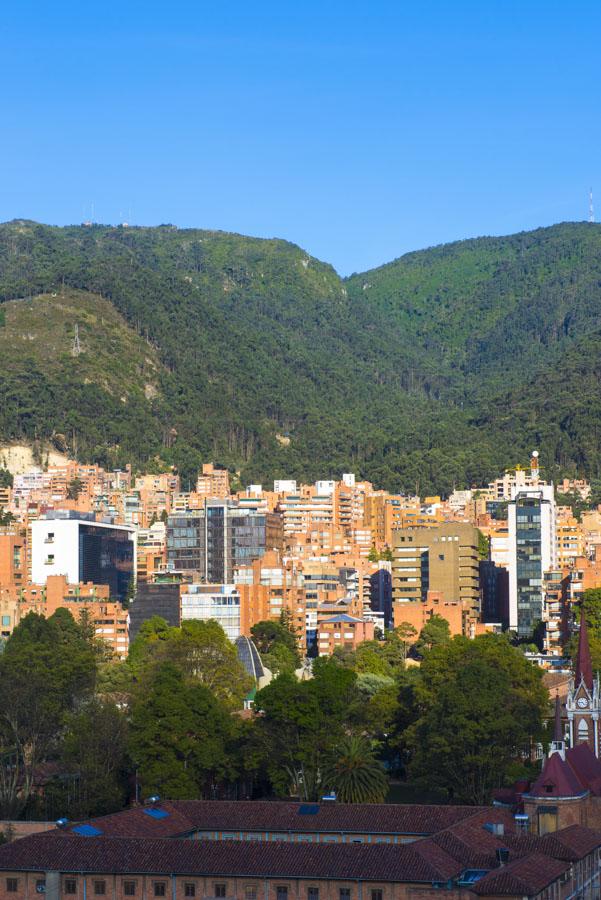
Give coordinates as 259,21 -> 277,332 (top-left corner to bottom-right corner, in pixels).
566,607 -> 601,756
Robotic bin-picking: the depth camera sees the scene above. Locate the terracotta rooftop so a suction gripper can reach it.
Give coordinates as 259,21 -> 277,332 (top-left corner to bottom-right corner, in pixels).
1,823 -> 597,898
62,799 -> 487,839
528,743 -> 601,798
0,833 -> 463,884
503,824 -> 601,862
470,852 -> 569,896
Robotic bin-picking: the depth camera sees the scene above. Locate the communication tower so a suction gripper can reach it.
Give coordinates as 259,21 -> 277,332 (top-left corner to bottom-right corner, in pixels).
71,323 -> 81,357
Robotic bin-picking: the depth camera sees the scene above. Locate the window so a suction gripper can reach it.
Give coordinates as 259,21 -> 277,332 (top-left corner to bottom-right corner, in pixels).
184,885 -> 196,898
214,885 -> 227,898
94,883 -> 106,896
35,880 -> 46,894
244,889 -> 257,900
65,880 -> 77,895
1,615 -> 9,626
154,884 -> 166,898
371,891 -> 383,900
339,891 -> 351,900
124,883 -> 137,897
6,879 -> 18,893
277,888 -> 289,900
537,807 -> 558,836
308,890 -> 319,900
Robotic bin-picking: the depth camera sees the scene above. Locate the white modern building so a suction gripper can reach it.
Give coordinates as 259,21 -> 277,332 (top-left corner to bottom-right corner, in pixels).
181,583 -> 241,641
30,513 -> 136,602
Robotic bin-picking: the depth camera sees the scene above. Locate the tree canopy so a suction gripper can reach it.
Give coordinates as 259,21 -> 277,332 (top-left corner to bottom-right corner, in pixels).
406,633 -> 547,804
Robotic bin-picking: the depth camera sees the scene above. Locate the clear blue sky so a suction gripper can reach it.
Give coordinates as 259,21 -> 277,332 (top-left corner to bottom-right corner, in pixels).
2,1 -> 600,275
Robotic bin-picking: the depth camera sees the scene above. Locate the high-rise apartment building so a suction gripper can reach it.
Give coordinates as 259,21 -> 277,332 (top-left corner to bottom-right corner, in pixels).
391,523 -> 481,631
166,501 -> 282,582
508,483 -> 556,636
30,513 -> 135,602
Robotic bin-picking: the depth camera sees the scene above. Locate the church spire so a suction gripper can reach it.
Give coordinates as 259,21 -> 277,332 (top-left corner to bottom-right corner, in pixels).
549,693 -> 566,758
575,605 -> 594,691
553,693 -> 562,742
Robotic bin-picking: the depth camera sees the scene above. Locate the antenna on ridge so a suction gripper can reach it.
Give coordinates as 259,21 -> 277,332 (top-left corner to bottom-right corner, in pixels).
72,323 -> 82,357
589,187 -> 595,223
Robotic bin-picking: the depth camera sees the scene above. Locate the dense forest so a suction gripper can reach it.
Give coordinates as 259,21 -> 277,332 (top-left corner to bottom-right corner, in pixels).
1,219 -> 601,492
0,609 -> 548,821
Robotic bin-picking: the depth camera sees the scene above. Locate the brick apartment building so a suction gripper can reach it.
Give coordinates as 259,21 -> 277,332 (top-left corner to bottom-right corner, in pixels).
392,524 -> 481,636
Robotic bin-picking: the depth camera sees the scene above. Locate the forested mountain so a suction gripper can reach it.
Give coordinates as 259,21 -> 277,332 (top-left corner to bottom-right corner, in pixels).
0,219 -> 600,493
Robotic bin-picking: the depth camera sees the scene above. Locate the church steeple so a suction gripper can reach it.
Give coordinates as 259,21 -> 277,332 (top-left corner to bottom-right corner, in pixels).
553,693 -> 562,742
549,693 -> 565,759
575,606 -> 593,691
567,604 -> 600,756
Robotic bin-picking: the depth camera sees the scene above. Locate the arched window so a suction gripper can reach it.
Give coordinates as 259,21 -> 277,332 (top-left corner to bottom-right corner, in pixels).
578,718 -> 589,742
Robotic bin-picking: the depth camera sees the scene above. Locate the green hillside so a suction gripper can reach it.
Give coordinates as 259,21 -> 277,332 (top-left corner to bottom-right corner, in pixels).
0,219 -> 600,492
0,289 -> 164,466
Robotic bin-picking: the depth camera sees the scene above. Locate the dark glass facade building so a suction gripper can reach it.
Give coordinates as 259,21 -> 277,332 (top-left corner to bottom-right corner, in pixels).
515,495 -> 543,634
509,486 -> 555,638
78,523 -> 134,602
167,502 -> 282,582
129,582 -> 181,640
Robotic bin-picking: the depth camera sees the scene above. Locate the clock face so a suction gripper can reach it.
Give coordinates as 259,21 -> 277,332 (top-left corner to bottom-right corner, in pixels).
577,697 -> 588,709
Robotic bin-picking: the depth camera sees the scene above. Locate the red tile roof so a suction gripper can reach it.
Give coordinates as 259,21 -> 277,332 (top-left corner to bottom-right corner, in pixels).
503,824 -> 601,861
64,799 -> 486,839
470,852 -> 569,896
565,744 -> 601,796
527,750 -> 589,798
0,833 -> 463,884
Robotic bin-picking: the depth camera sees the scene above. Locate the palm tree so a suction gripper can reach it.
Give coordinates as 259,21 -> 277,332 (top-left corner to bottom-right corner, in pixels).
322,735 -> 388,803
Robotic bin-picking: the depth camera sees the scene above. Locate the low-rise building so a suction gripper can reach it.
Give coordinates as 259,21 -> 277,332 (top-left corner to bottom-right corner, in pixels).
181,584 -> 241,641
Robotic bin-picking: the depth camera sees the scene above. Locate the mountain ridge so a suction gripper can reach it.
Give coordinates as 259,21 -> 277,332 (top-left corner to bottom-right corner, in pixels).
0,219 -> 600,492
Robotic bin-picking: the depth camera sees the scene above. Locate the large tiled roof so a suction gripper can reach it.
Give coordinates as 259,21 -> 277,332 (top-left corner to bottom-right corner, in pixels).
1,823 -> 596,897
470,853 -> 569,896
503,824 -> 601,862
430,815 -> 518,870
63,800 -> 486,839
0,834 -> 462,884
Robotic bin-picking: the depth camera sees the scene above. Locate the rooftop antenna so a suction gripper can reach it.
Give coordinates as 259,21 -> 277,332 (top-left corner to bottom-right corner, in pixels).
71,323 -> 81,357
590,187 -> 595,223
